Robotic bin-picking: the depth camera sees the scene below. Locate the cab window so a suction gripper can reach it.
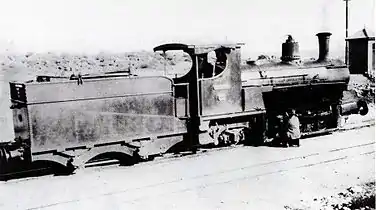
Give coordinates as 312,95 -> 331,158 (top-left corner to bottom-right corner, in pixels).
198,49 -> 228,79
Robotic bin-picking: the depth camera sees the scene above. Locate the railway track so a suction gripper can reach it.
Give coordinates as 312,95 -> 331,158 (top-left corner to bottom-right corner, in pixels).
0,125 -> 374,210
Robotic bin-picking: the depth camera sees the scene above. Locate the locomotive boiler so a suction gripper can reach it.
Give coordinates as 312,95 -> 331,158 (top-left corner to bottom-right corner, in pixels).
0,32 -> 368,177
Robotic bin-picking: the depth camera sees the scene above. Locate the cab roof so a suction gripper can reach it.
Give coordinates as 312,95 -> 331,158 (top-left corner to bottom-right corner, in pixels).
153,43 -> 244,55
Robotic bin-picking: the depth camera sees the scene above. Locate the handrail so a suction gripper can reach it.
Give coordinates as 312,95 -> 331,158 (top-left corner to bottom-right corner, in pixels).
244,73 -> 309,81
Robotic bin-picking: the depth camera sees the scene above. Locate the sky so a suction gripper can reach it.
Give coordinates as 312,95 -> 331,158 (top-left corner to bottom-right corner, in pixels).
0,0 -> 374,57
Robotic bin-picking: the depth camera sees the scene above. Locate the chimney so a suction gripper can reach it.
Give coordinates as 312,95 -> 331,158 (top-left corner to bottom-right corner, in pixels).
316,32 -> 332,62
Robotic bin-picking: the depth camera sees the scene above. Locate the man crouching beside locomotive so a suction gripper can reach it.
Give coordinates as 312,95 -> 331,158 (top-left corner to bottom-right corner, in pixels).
266,109 -> 301,147
282,109 -> 301,147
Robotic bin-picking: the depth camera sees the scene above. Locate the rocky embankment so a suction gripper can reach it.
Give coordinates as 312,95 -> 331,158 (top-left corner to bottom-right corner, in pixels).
0,51 -> 191,78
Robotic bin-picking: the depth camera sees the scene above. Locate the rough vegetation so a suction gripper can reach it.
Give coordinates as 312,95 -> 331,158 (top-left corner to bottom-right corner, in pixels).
286,181 -> 375,210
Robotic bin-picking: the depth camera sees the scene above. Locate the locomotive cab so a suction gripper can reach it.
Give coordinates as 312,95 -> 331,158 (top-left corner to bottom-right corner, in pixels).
154,43 -> 266,146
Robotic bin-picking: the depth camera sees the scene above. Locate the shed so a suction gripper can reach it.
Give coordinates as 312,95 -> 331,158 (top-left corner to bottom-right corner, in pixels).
346,28 -> 375,76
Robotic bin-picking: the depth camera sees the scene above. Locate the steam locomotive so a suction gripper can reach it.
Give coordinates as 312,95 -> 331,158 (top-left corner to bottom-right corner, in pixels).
0,32 -> 368,177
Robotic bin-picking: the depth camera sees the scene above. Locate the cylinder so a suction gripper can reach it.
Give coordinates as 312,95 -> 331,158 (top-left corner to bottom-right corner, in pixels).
316,32 -> 332,62
340,100 -> 369,116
